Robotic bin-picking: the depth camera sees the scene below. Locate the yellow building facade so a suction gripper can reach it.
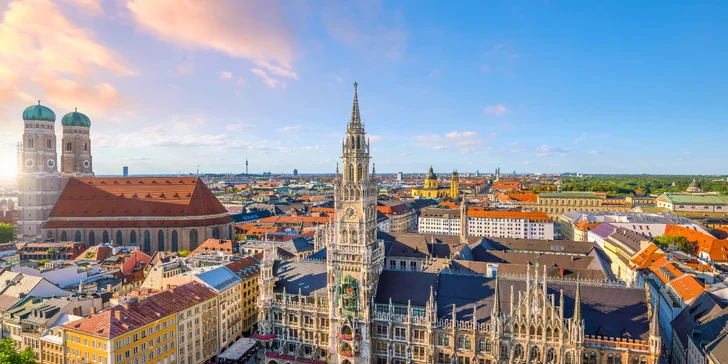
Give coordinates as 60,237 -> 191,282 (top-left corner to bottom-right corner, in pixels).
63,282 -> 218,364
411,167 -> 459,199
530,192 -> 633,218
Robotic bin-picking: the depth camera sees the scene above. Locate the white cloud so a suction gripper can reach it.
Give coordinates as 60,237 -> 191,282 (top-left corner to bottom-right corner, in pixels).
127,0 -> 295,68
588,150 -> 601,154
484,104 -> 508,115
251,68 -> 284,88
255,60 -> 298,80
0,0 -> 135,115
430,145 -> 450,151
369,135 -> 383,142
225,122 -> 255,131
536,145 -> 574,157
335,76 -> 344,83
219,71 -> 233,80
277,125 -> 303,133
446,131 -> 477,138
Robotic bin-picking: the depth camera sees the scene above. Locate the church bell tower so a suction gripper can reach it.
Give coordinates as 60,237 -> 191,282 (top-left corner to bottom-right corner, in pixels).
327,83 -> 385,363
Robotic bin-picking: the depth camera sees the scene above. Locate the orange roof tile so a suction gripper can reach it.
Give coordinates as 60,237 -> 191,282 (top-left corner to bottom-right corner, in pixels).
63,282 -> 217,338
668,275 -> 704,302
665,225 -> 728,262
630,243 -> 665,269
190,239 -> 239,257
575,221 -> 602,232
467,210 -> 552,223
47,177 -> 232,228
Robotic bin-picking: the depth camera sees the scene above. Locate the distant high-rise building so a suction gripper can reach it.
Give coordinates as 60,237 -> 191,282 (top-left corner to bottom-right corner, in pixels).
245,158 -> 248,175
397,171 -> 403,182
513,170 -> 516,176
293,168 -> 298,177
475,170 -> 480,177
123,166 -> 129,177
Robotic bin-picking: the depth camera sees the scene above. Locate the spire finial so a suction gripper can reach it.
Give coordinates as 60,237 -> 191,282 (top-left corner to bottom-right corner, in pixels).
38,100 -> 41,105
75,107 -> 77,112
349,82 -> 361,126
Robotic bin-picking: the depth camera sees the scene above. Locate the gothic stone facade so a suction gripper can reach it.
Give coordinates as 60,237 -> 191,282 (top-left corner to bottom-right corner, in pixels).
254,84 -> 662,364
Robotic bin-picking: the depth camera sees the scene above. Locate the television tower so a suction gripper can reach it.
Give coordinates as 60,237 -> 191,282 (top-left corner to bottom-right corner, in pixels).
245,158 -> 249,175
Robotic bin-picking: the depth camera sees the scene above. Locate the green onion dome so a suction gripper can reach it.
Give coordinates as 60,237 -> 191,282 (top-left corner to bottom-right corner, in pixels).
22,101 -> 56,122
61,108 -> 91,127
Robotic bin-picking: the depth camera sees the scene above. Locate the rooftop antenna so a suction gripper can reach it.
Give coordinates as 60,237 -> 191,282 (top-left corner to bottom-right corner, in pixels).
196,165 -> 199,177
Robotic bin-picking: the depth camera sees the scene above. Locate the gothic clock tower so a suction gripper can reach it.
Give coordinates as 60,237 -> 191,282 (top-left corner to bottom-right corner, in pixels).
327,83 -> 385,363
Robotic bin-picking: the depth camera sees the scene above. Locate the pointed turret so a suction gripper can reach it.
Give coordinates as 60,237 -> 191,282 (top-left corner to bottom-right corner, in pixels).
573,279 -> 582,323
650,303 -> 660,337
492,274 -> 501,316
349,82 -> 362,128
460,198 -> 468,244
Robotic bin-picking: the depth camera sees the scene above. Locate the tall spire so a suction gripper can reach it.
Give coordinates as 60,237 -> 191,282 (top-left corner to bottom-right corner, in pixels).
349,82 -> 361,127
492,274 -> 500,316
573,278 -> 582,323
460,198 -> 468,244
650,302 -> 660,337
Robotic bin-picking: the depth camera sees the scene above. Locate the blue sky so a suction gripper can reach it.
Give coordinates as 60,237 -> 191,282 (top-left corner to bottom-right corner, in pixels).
0,0 -> 726,176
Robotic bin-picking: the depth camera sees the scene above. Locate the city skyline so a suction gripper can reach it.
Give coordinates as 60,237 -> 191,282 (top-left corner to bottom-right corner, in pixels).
1,0 -> 727,177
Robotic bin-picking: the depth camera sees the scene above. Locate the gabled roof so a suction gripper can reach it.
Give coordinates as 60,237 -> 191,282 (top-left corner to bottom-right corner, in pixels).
46,177 -> 232,228
63,282 -> 217,338
666,225 -> 728,262
668,275 -> 704,302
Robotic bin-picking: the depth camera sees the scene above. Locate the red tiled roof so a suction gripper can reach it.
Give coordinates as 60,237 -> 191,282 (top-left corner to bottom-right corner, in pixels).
665,225 -> 728,262
47,177 -> 232,228
63,282 -> 217,338
190,239 -> 239,257
225,255 -> 261,279
668,275 -> 704,302
468,210 -> 552,223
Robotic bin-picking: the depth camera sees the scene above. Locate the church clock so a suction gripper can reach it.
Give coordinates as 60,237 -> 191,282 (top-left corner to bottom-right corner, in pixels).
343,205 -> 357,220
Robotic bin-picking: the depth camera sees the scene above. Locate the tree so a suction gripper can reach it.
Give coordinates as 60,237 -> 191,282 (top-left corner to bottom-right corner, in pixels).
674,236 -> 697,255
177,250 -> 191,257
0,337 -> 38,364
652,235 -> 674,250
0,223 -> 14,243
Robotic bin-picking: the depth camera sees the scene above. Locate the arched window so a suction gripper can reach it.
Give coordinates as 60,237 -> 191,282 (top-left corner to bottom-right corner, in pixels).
500,344 -> 509,359
357,164 -> 362,181
171,231 -> 179,251
356,135 -> 360,149
158,230 -> 165,251
88,231 -> 95,246
47,139 -> 52,149
47,231 -> 53,241
485,339 -> 491,352
438,333 -> 444,345
607,354 -> 614,364
116,231 -> 123,245
478,338 -> 485,352
212,227 -> 220,239
66,142 -> 71,151
464,336 -> 471,350
130,230 -> 137,244
61,231 -> 68,241
348,164 -> 354,181
190,229 -> 199,250
546,348 -> 556,363
458,336 -> 464,349
28,138 -> 33,148
350,136 -> 355,149
74,230 -> 82,242
83,143 -> 87,151
102,230 -> 109,243
143,230 -> 151,253
514,344 -> 523,359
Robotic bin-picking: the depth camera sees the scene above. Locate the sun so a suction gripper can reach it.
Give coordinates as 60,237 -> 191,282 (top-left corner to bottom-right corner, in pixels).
0,151 -> 18,178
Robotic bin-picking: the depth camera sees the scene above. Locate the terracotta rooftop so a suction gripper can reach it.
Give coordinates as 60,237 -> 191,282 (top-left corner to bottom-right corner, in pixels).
668,274 -> 704,302
190,239 -> 239,257
666,225 -> 728,262
46,177 -> 232,228
630,243 -> 665,269
63,282 -> 217,338
468,210 -> 552,223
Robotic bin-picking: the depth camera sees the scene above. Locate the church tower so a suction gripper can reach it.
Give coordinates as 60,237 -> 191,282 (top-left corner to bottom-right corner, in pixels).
17,101 -> 62,242
328,83 -> 385,363
60,108 -> 94,177
450,170 -> 460,199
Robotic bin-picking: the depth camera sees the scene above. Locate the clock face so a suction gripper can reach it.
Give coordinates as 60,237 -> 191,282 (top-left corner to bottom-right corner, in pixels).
344,206 -> 357,219
25,159 -> 34,168
83,160 -> 90,168
47,159 -> 55,168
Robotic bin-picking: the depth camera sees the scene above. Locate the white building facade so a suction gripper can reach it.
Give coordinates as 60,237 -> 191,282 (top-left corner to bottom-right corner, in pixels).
418,208 -> 555,240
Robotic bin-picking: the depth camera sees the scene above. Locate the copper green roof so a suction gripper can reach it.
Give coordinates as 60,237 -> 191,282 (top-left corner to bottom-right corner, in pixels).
426,166 -> 437,180
662,193 -> 728,206
22,102 -> 56,122
61,109 -> 91,127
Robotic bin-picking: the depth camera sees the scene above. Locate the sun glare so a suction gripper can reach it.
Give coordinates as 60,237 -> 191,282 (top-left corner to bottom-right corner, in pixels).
0,153 -> 17,178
